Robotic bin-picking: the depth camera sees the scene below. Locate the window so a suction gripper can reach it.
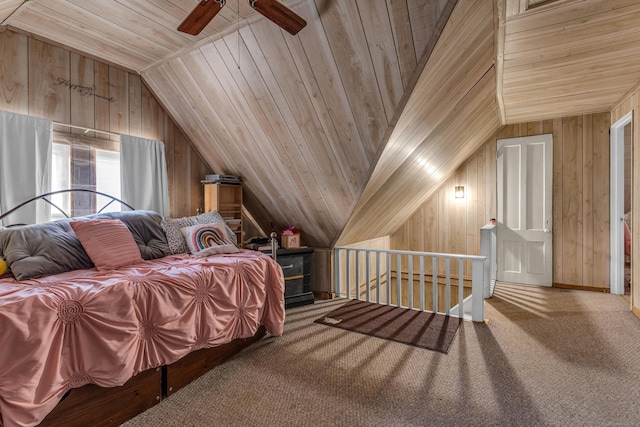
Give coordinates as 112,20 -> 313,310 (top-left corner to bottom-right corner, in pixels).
50,131 -> 121,220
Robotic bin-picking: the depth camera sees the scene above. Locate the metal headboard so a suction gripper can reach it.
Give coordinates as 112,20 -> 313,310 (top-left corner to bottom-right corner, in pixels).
0,189 -> 135,225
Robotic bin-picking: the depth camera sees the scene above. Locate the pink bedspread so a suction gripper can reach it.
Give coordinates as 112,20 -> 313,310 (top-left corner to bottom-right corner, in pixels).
0,250 -> 285,427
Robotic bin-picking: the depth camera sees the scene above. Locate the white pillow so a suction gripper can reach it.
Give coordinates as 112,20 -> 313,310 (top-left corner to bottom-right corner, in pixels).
161,211 -> 237,254
180,223 -> 239,257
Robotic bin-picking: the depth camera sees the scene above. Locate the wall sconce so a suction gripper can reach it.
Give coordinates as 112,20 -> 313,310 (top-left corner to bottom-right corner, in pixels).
455,185 -> 465,199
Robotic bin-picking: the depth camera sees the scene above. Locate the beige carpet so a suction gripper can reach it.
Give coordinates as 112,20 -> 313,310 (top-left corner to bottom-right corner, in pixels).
123,283 -> 640,426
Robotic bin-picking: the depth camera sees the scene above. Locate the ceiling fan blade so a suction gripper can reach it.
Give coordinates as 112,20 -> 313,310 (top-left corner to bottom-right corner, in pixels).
178,0 -> 226,35
249,0 -> 306,35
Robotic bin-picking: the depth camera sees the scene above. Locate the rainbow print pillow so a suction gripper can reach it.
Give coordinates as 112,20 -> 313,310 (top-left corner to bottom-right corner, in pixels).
180,223 -> 240,257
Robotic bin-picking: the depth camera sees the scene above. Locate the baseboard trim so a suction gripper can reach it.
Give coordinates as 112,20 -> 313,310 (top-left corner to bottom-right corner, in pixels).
553,283 -> 610,293
632,305 -> 640,319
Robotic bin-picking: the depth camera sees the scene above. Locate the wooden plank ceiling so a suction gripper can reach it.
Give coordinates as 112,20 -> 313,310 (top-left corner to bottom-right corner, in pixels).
498,0 -> 640,123
2,0 -> 640,248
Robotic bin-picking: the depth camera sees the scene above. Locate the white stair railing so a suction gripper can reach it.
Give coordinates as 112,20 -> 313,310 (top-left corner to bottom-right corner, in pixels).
333,247 -> 486,322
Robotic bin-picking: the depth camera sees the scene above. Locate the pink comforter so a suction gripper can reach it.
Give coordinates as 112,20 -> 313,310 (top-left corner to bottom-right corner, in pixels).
0,250 -> 285,427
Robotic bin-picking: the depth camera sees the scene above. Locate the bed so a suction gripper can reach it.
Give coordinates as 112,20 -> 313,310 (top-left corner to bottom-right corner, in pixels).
0,192 -> 285,427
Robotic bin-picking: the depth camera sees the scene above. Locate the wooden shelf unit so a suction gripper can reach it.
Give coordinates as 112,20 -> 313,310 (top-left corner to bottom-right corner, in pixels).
202,182 -> 243,243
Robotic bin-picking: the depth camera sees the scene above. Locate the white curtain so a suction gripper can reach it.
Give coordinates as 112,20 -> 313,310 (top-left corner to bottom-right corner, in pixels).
0,111 -> 52,226
120,135 -> 170,216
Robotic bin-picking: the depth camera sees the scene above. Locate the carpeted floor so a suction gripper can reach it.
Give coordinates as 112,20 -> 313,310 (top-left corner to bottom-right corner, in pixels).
122,283 -> 640,427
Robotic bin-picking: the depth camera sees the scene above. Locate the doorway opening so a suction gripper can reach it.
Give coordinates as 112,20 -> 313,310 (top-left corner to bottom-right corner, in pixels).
610,112 -> 632,296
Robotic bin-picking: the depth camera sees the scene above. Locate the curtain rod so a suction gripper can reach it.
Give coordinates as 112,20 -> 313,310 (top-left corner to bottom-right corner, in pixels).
53,121 -> 120,138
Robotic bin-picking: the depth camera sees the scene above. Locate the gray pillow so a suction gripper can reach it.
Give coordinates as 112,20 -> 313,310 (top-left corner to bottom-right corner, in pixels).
0,221 -> 93,281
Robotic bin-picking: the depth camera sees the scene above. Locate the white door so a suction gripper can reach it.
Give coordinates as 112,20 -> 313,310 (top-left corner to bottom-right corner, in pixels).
497,134 -> 553,286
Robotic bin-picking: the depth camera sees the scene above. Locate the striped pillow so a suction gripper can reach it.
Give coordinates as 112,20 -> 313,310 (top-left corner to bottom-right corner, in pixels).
70,219 -> 144,271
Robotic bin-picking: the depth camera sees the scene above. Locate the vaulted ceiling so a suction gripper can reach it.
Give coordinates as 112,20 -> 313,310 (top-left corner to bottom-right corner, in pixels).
2,0 -> 640,248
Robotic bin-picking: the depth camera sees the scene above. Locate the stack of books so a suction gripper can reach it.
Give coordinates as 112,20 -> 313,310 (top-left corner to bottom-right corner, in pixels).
245,237 -> 277,251
203,174 -> 241,184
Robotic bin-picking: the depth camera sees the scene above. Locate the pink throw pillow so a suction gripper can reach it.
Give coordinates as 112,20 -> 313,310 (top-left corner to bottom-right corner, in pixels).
70,219 -> 144,271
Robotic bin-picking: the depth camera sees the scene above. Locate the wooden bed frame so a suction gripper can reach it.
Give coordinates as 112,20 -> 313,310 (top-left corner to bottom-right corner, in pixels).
40,326 -> 266,426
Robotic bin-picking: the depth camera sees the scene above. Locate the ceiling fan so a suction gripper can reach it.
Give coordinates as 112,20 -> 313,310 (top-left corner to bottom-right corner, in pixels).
178,0 -> 307,36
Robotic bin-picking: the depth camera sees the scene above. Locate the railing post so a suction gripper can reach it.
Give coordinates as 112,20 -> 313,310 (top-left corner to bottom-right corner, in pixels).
419,256 -> 425,311
471,258 -> 485,322
375,251 -> 381,304
334,247 -> 340,297
345,249 -> 351,299
445,258 -> 451,316
365,250 -> 371,303
432,257 -> 438,313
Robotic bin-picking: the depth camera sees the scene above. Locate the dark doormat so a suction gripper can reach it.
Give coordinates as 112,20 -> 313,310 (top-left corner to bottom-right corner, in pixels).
314,299 -> 462,354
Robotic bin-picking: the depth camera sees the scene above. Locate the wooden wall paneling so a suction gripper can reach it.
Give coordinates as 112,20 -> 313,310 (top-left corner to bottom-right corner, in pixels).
451,168 -> 466,255
212,34 -> 299,184
410,206 -> 423,252
276,33 -> 357,219
0,31 -> 28,114
485,137 -> 497,223
216,30 -> 339,224
164,119 -> 176,217
291,2 -> 369,197
15,1 -> 156,70
217,29 -> 316,181
141,83 -> 164,141
393,222 -> 409,251
317,0 -> 387,161
551,118 -> 564,284
178,46 -> 289,219
387,0 -> 417,89
582,114 -> 595,286
143,64 -> 227,174
476,143 -> 488,230
466,155 -> 479,256
561,116 -> 584,286
0,0 -> 22,18
70,53 -> 95,132
592,112 -> 610,287
243,22 -> 343,244
94,62 -> 111,137
172,129 -> 190,217
437,186 -> 449,275
407,0 -> 449,59
189,144 -> 205,218
63,0 -> 181,57
108,66 -> 129,135
128,74 -> 142,137
213,30 -> 323,231
501,0 -> 640,123
356,0 -> 404,122
423,197 -> 437,252
28,38 -> 70,122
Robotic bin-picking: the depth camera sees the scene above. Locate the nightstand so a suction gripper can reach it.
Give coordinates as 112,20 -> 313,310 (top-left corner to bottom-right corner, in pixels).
272,247 -> 314,308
